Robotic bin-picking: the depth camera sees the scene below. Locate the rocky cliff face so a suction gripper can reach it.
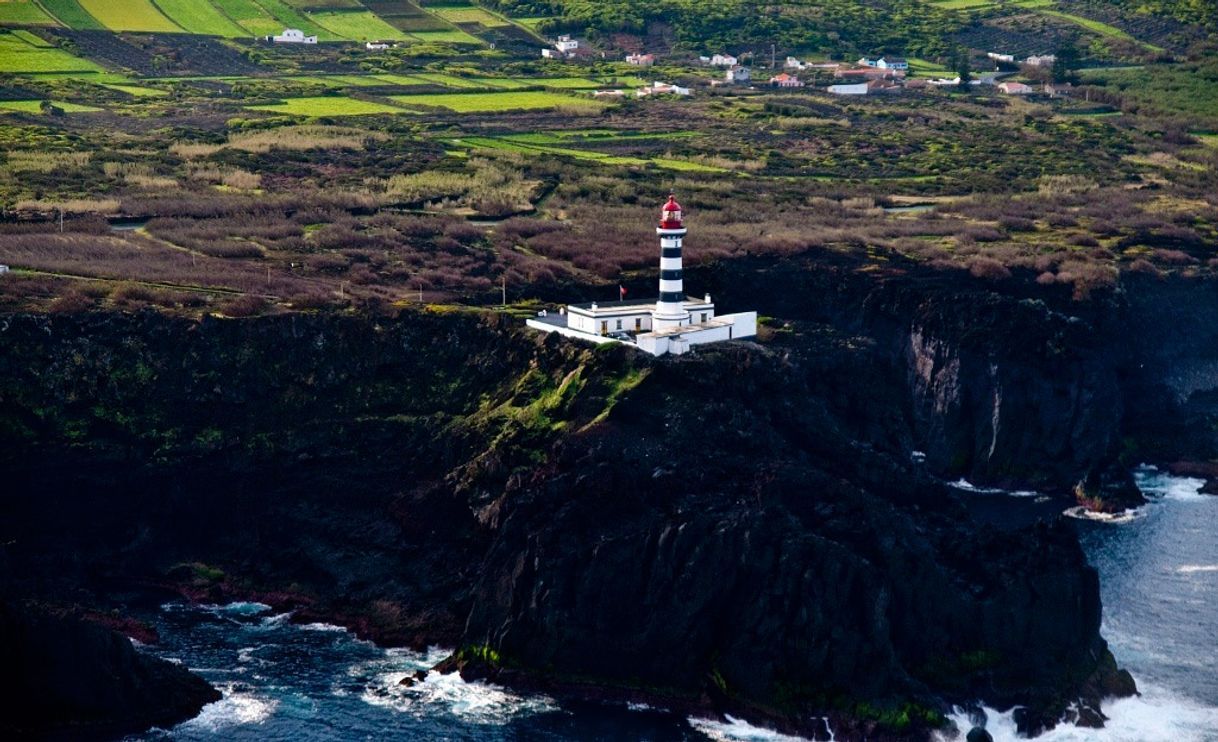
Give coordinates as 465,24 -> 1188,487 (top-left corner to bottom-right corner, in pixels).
5,253 -> 1206,738
0,599 -> 220,740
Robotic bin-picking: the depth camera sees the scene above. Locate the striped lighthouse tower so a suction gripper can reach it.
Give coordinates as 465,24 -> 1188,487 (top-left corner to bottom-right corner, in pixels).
652,194 -> 690,332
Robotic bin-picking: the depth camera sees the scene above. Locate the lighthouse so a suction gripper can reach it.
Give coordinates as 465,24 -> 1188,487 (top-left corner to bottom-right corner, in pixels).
652,194 -> 691,332
525,194 -> 757,356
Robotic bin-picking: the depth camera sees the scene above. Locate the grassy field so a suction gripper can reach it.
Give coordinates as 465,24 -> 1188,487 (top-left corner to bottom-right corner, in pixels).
0,99 -> 103,113
310,10 -> 409,40
431,7 -> 508,26
76,0 -> 180,32
247,95 -> 410,116
1036,8 -> 1165,52
454,134 -> 725,172
154,0 -> 248,36
408,29 -> 482,45
0,1 -> 59,25
391,90 -> 603,112
0,31 -> 101,73
38,0 -> 103,29
102,82 -> 169,97
211,0 -> 283,36
929,0 -> 995,9
533,77 -> 603,89
258,0 -> 338,40
908,58 -> 953,77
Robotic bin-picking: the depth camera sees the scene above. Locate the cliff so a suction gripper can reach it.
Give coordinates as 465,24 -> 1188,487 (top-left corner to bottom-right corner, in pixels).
6,253 -> 1211,737
0,599 -> 220,740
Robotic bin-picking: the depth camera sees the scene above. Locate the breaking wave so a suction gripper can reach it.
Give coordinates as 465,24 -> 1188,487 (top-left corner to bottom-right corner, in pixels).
175,682 -> 277,733
688,714 -> 818,741
940,681 -> 1218,741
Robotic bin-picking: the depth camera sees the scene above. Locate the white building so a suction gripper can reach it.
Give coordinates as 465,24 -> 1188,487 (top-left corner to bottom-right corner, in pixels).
828,82 -> 869,95
987,51 -> 1015,63
877,57 -> 908,70
1025,54 -> 1057,67
785,56 -> 806,70
725,65 -> 750,84
541,48 -> 556,59
998,81 -> 1034,95
0,264 -> 9,274
555,35 -> 578,53
366,41 -> 390,50
527,195 -> 756,357
626,53 -> 655,66
636,81 -> 690,97
272,28 -> 317,44
709,53 -> 738,67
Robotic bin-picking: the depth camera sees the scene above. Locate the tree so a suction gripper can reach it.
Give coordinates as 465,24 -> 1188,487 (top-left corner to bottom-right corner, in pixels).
1052,41 -> 1080,84
954,48 -> 972,86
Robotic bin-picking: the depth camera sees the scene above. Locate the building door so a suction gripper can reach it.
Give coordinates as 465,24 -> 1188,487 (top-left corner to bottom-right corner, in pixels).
600,321 -> 608,335
635,318 -> 642,331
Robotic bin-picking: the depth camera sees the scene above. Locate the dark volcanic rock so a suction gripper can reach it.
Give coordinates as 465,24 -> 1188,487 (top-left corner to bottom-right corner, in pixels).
0,599 -> 219,740
966,728 -> 994,742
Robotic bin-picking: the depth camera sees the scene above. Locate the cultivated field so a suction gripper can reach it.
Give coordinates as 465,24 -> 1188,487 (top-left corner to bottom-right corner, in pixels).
390,90 -> 604,112
0,31 -> 100,73
247,95 -> 411,115
0,1 -> 57,25
154,0 -> 248,37
75,0 -> 180,33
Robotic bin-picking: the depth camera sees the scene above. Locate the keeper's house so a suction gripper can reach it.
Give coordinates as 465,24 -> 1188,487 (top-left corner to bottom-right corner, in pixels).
526,196 -> 757,356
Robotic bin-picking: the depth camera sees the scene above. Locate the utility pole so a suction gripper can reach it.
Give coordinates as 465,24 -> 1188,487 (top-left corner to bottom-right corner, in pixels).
501,276 -> 506,307
771,43 -> 776,70
57,207 -> 64,233
417,284 -> 422,303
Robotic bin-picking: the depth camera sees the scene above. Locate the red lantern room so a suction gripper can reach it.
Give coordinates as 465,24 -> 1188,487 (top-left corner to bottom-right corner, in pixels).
659,194 -> 683,229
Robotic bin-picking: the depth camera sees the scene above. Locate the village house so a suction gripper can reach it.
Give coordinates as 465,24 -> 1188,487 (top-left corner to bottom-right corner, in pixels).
1044,82 -> 1074,97
593,89 -> 627,98
785,56 -> 806,70
726,65 -> 751,84
365,41 -> 390,50
987,51 -> 1015,63
555,35 -> 579,53
637,81 -> 691,97
928,76 -> 961,87
998,81 -> 1033,95
858,56 -> 879,67
1025,54 -> 1056,67
709,53 -> 738,67
769,73 -> 804,88
828,82 -> 869,95
271,28 -> 317,44
626,53 -> 656,66
877,57 -> 908,71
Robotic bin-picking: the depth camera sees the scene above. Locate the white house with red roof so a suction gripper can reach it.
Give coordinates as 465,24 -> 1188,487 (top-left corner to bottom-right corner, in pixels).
769,73 -> 804,88
526,196 -> 757,356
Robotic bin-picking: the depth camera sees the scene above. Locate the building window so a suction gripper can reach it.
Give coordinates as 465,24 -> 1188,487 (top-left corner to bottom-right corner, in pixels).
635,318 -> 641,331
701,313 -> 707,323
616,319 -> 622,330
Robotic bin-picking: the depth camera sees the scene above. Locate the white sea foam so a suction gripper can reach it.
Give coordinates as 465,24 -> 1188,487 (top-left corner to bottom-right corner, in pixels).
360,669 -> 557,724
938,681 -> 1218,742
949,479 -> 1040,498
176,683 -> 277,733
1062,506 -> 1147,524
300,621 -> 347,632
1134,466 -> 1209,503
199,601 -> 273,616
688,714 -> 819,741
1177,564 -> 1218,574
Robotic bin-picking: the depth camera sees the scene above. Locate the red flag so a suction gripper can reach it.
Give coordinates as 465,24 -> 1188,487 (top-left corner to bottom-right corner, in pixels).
619,285 -> 627,299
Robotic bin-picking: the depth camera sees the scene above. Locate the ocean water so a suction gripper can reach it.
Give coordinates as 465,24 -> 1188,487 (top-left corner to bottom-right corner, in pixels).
128,467 -> 1218,741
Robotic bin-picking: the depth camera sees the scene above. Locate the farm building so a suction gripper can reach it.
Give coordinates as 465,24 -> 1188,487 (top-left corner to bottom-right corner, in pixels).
878,57 -> 908,71
637,81 -> 690,97
1045,82 -> 1074,97
555,35 -> 579,53
988,52 -> 1015,63
769,73 -> 804,88
626,53 -> 656,66
726,66 -> 751,84
366,41 -> 390,51
785,57 -> 806,70
526,196 -> 757,357
998,81 -> 1034,95
708,53 -> 738,67
1025,54 -> 1057,67
828,82 -> 869,95
593,89 -> 627,98
271,29 -> 317,44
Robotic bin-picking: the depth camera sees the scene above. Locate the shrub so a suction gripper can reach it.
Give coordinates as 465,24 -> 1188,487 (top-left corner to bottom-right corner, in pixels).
221,294 -> 268,317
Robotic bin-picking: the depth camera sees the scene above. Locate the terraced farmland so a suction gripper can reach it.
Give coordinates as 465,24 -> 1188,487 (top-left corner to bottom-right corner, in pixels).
408,29 -> 482,45
38,0 -> 103,29
361,0 -> 456,31
0,29 -> 101,72
0,1 -> 58,25
431,6 -> 508,27
76,0 -> 180,32
211,0 -> 283,37
0,98 -> 102,112
155,0 -> 248,37
311,10 -> 408,40
248,95 -> 410,115
391,90 -> 603,112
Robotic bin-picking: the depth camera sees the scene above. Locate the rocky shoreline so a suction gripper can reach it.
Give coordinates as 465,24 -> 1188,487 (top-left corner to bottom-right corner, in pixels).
4,254 -> 1218,738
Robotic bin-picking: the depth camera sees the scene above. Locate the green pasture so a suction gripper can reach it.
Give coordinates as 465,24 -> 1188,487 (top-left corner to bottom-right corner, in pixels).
248,95 -> 410,116
0,1 -> 58,25
76,0 -> 180,32
0,31 -> 101,73
0,98 -> 103,113
36,0 -> 103,29
431,7 -> 508,27
211,0 -> 283,36
155,0 -> 248,36
311,10 -> 408,40
390,90 -> 604,113
102,82 -> 169,97
453,134 -> 724,172
930,0 -> 995,9
408,29 -> 482,45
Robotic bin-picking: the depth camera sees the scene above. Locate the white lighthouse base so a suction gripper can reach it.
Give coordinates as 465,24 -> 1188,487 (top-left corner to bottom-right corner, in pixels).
635,312 -> 757,356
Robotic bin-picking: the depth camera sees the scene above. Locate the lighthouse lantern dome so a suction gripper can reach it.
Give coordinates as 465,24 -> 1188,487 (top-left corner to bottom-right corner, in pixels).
659,195 -> 683,229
